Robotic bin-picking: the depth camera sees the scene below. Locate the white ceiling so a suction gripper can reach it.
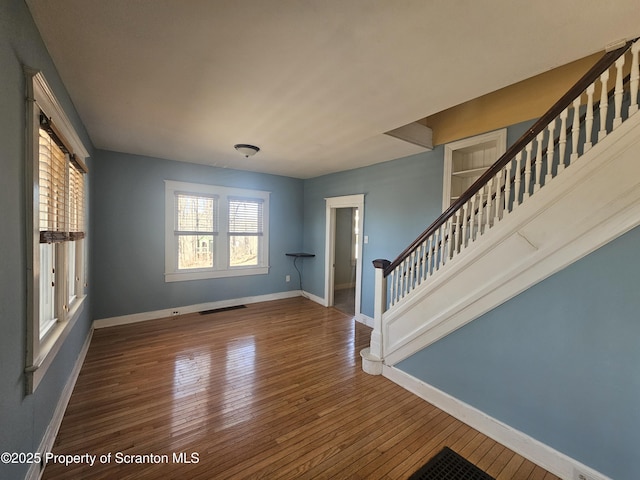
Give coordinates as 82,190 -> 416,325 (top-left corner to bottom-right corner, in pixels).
26,0 -> 640,179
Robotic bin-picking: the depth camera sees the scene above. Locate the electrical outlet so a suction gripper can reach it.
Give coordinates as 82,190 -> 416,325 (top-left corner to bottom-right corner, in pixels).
172,310 -> 180,316
285,275 -> 291,282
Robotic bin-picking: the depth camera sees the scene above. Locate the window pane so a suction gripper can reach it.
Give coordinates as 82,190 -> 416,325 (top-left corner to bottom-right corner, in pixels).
39,243 -> 56,339
229,235 -> 259,267
39,128 -> 68,233
228,198 -> 263,234
178,235 -> 214,269
176,194 -> 216,232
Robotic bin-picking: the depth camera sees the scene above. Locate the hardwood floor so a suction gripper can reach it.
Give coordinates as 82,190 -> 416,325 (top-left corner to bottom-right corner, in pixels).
43,297 -> 559,479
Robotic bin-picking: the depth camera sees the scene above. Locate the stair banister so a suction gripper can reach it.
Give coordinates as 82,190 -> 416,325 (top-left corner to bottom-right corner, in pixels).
383,39 -> 635,279
363,37 -> 640,376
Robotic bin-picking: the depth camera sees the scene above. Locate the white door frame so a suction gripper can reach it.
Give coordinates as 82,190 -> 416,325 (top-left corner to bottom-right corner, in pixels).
325,194 -> 365,316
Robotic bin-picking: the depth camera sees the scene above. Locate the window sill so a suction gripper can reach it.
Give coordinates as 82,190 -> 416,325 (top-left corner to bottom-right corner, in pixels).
164,266 -> 269,283
26,295 -> 87,394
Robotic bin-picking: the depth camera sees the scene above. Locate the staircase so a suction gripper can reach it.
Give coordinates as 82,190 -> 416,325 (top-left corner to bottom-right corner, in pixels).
362,39 -> 640,373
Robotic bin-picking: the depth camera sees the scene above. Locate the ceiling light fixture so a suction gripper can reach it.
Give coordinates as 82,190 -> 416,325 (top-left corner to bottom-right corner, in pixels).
234,144 -> 260,158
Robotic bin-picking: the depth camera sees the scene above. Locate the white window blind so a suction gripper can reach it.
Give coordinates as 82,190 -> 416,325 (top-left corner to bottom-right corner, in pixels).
38,127 -> 68,237
228,198 -> 264,235
69,162 -> 85,236
38,119 -> 87,243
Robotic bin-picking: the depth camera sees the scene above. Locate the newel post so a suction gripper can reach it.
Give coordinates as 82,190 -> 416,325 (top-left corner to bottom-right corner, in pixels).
360,259 -> 390,375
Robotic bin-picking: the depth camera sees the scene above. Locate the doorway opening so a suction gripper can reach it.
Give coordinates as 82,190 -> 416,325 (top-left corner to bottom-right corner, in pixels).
325,195 -> 364,318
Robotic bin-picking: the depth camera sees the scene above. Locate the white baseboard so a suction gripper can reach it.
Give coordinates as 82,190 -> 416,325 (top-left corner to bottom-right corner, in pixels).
356,313 -> 374,327
26,327 -> 94,480
94,290 -> 303,328
301,290 -> 327,307
383,366 -> 611,480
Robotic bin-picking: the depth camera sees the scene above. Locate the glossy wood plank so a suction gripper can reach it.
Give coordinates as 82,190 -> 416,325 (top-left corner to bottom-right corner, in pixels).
43,297 -> 560,480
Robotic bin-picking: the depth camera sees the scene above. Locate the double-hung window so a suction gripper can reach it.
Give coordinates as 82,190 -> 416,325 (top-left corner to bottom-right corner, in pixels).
25,69 -> 89,393
165,181 -> 269,282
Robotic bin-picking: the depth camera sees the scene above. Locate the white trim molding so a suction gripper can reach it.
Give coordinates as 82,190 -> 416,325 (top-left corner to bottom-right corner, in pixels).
324,194 -> 365,315
26,327 -> 93,480
95,291 -> 302,328
356,313 -> 374,328
164,180 -> 271,283
384,366 -> 612,480
24,67 -> 90,394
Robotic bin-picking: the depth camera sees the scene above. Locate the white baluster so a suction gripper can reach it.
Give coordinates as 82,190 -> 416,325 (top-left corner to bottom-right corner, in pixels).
419,240 -> 427,284
401,258 -> 409,299
584,83 -> 595,152
461,203 -> 469,249
534,131 -> 545,193
504,161 -> 512,215
442,217 -> 452,265
436,223 -> 445,270
394,265 -> 401,304
469,193 -> 477,243
449,212 -> 458,258
493,173 -> 501,223
476,185 -> 484,235
570,97 -> 581,165
514,151 -> 523,206
545,119 -> 555,185
408,251 -> 415,293
598,69 -> 610,141
424,236 -> 432,281
389,270 -> 396,307
613,55 -> 625,128
485,176 -> 494,228
441,222 -> 449,267
524,141 -> 533,199
558,108 -> 568,173
406,258 -> 411,295
630,41 -> 640,115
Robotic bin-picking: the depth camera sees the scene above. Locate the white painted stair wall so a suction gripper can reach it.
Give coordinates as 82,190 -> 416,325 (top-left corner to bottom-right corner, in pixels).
380,109 -> 640,366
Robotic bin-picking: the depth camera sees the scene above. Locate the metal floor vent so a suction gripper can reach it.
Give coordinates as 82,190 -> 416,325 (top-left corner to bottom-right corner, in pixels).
199,305 -> 247,315
408,447 -> 495,480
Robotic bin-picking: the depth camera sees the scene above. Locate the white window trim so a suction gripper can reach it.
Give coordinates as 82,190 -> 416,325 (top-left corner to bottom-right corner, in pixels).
24,68 -> 89,394
164,180 -> 270,282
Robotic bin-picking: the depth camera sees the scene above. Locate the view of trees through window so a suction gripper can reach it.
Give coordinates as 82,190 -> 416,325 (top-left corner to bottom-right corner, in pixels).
175,194 -> 263,269
176,194 -> 215,269
229,235 -> 258,266
228,199 -> 262,267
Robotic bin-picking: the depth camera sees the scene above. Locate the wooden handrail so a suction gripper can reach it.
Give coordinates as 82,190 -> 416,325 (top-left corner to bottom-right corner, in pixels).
383,40 -> 634,277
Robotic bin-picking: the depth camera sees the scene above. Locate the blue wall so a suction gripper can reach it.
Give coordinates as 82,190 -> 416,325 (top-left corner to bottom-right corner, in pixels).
397,225 -> 640,480
91,150 -> 304,319
0,1 -> 94,478
302,150 -> 444,317
302,121 -> 533,318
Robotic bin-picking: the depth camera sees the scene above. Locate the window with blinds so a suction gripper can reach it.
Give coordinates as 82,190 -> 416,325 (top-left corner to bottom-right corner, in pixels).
228,198 -> 264,267
38,127 -> 67,238
26,69 -> 90,394
38,118 -> 87,243
165,180 -> 270,281
37,116 -> 87,340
